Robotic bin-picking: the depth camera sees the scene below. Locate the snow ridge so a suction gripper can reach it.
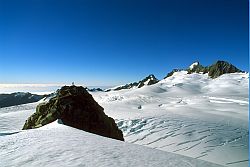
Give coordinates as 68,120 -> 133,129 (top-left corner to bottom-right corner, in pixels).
0,120 -> 223,167
189,61 -> 199,70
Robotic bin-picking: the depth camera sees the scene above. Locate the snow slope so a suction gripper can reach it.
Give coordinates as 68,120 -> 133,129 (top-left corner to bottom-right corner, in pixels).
92,72 -> 249,167
0,98 -> 50,132
0,72 -> 248,167
0,120 -> 222,167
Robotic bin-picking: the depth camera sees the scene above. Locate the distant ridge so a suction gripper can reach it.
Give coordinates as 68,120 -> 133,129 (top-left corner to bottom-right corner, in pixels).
0,92 -> 44,108
106,74 -> 159,91
86,87 -> 103,92
165,60 -> 243,79
108,60 -> 244,92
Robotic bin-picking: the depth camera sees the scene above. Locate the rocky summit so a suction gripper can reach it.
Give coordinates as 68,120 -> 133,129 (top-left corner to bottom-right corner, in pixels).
112,74 -> 159,91
137,74 -> 159,88
207,60 -> 243,78
165,60 -> 243,79
22,85 -> 124,141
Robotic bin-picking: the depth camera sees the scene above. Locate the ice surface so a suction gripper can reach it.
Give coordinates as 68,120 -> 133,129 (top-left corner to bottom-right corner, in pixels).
0,72 -> 248,167
92,72 -> 249,167
0,120 -> 222,167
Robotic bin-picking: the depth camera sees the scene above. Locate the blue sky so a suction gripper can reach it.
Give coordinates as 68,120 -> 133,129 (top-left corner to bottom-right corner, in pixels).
0,0 -> 248,86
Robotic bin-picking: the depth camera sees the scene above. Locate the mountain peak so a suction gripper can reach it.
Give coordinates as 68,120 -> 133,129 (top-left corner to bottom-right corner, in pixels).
165,60 -> 244,79
189,61 -> 200,70
208,60 -> 243,78
111,74 -> 159,91
138,74 -> 159,88
144,74 -> 158,81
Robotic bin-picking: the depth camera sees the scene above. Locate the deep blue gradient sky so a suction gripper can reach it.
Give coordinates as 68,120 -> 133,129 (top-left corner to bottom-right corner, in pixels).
0,0 -> 248,86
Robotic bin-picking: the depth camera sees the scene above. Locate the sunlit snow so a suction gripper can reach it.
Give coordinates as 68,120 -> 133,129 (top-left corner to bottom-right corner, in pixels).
0,72 -> 248,167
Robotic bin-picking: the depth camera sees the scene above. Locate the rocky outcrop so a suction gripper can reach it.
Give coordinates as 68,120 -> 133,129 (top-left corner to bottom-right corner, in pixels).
113,82 -> 138,91
187,62 -> 205,74
22,86 -> 124,141
137,74 -> 159,88
113,74 -> 159,91
165,60 -> 243,79
164,69 -> 183,79
207,61 -> 243,78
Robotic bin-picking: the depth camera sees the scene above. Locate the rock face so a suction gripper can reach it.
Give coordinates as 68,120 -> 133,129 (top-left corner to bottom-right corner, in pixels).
207,61 -> 243,78
113,74 -> 159,91
0,92 -> 44,108
23,86 -> 124,141
137,74 -> 159,88
164,69 -> 183,79
187,62 -> 205,74
165,60 -> 243,79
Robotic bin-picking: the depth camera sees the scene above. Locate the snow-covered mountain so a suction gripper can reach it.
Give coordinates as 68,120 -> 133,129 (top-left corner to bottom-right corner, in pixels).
92,71 -> 248,167
189,61 -> 199,70
107,60 -> 243,92
106,74 -> 159,91
0,61 -> 248,167
165,60 -> 243,79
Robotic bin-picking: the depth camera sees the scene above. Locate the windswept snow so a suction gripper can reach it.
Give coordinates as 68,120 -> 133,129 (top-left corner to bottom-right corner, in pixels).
0,120 -> 222,167
92,72 -> 249,167
0,72 -> 248,167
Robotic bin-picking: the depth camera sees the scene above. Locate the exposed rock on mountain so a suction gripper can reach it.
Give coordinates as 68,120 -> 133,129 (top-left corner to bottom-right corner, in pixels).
164,69 -> 183,79
0,92 -> 44,108
189,61 -> 199,70
113,74 -> 159,91
187,61 -> 205,74
113,82 -> 138,91
165,60 -> 243,79
207,61 -> 243,78
137,74 -> 159,88
22,86 -> 124,141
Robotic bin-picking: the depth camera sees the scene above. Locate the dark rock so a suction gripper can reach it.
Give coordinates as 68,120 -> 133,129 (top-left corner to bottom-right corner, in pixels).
104,89 -> 111,92
207,61 -> 243,78
164,69 -> 183,79
114,82 -> 138,91
22,86 -> 124,141
0,92 -> 44,108
114,74 -> 159,91
187,62 -> 205,74
164,60 -> 243,79
137,74 -> 159,88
